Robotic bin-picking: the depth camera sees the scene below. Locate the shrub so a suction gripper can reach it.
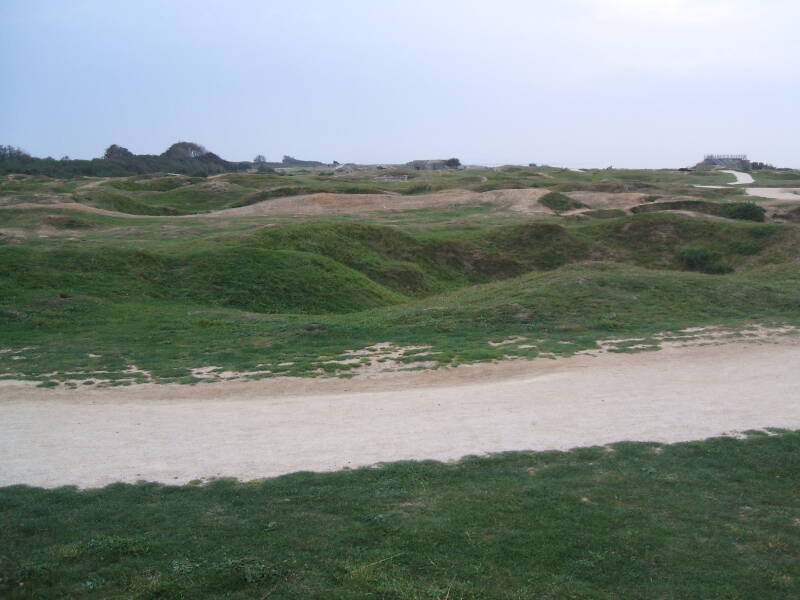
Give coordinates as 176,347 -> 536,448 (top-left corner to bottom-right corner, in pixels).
677,246 -> 732,274
539,192 -> 586,212
719,203 -> 766,222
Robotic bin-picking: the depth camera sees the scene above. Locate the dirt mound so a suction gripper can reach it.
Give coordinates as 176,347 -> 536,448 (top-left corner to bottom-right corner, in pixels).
216,188 -> 554,216
564,191 -> 649,210
197,180 -> 234,192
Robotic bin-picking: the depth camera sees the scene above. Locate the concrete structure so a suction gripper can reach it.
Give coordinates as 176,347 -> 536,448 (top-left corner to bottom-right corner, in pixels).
695,154 -> 751,171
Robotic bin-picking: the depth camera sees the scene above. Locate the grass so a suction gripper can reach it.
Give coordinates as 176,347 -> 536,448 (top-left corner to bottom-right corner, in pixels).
2,431 -> 799,598
1,213 -> 798,384
74,189 -> 180,216
3,257 -> 800,384
751,169 -> 800,187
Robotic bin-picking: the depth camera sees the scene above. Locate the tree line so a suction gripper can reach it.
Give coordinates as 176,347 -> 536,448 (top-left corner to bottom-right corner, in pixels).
0,142 -> 327,178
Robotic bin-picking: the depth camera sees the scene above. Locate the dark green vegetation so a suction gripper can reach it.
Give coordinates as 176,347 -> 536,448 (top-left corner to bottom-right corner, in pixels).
0,142 -> 330,178
2,431 -> 800,598
0,142 -> 254,178
677,246 -> 733,274
539,191 -> 586,212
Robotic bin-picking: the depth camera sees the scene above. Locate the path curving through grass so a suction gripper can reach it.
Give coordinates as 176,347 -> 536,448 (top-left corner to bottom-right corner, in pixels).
2,338 -> 799,488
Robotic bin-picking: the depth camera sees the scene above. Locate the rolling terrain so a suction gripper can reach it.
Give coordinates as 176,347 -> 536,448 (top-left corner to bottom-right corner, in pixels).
2,166 -> 800,599
2,166 -> 800,385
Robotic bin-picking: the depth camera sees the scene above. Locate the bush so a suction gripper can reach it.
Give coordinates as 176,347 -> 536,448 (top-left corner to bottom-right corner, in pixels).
539,192 -> 586,212
719,203 -> 766,222
677,246 -> 732,274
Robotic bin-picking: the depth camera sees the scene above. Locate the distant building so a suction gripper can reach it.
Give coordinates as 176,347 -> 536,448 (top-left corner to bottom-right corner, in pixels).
405,158 -> 462,171
694,154 -> 751,171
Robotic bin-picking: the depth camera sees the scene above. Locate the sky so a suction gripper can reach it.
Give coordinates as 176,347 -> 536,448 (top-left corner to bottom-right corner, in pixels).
1,0 -> 798,168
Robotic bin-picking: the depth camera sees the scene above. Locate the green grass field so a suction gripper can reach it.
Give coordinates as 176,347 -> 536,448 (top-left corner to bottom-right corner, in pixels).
2,431 -> 799,599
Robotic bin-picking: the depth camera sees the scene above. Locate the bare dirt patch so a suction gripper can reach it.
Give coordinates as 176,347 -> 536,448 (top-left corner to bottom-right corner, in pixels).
216,188 -> 554,217
564,191 -> 649,211
746,188 -> 800,202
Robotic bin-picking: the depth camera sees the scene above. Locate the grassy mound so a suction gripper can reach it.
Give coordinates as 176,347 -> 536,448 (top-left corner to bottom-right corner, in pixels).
576,213 -> 784,269
251,222 -> 514,295
0,245 -> 403,314
3,260 -> 800,383
74,189 -> 180,216
108,175 -> 194,192
0,211 -> 797,383
250,215 -> 790,293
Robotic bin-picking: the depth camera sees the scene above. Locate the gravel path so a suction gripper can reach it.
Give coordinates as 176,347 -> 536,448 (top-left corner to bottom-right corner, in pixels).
2,339 -> 799,489
721,169 -> 755,185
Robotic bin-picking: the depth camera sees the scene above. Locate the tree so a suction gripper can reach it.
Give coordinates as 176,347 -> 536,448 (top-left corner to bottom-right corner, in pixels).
103,144 -> 133,160
253,154 -> 266,164
162,142 -> 207,159
0,145 -> 30,161
444,158 -> 461,168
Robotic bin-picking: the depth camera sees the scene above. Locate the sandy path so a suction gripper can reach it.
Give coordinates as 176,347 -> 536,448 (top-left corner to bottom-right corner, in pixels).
746,187 -> 800,201
721,170 -> 755,185
0,188 -> 555,219
2,340 -> 799,489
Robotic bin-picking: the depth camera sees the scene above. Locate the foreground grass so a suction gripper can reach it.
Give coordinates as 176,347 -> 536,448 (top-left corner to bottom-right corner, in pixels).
2,431 -> 799,598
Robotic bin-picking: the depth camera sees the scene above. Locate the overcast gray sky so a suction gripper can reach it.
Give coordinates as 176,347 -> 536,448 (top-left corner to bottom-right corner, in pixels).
2,0 -> 798,167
